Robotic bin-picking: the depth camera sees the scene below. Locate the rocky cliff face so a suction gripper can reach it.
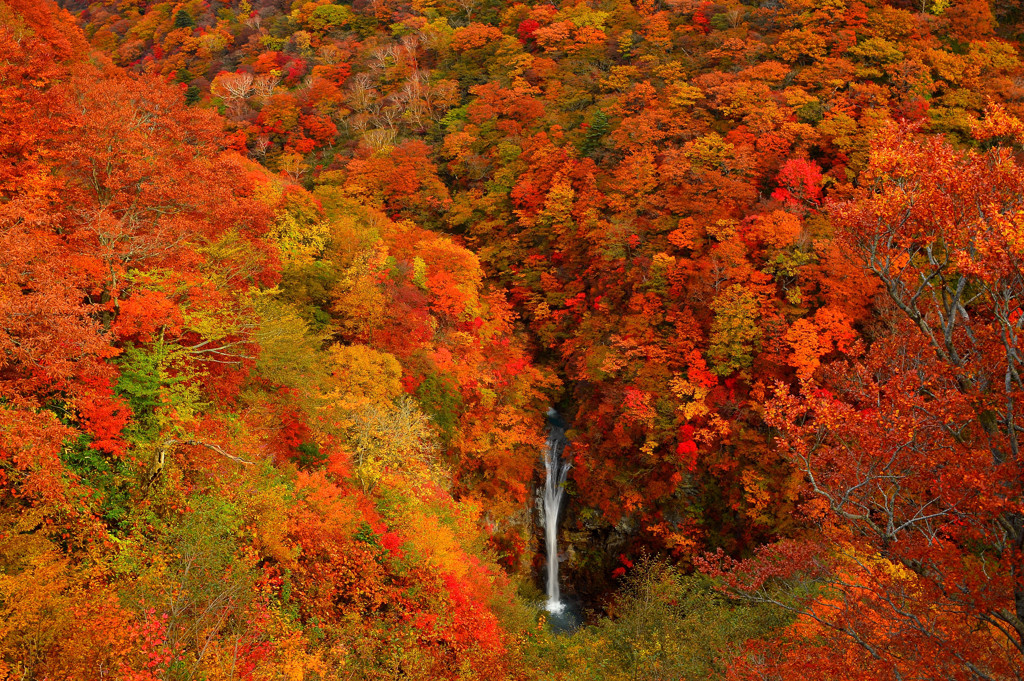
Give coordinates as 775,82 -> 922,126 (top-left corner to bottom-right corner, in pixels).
528,477 -> 640,615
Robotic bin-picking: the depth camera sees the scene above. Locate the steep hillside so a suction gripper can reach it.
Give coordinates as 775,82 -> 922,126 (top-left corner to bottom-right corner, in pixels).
5,0 -> 1024,678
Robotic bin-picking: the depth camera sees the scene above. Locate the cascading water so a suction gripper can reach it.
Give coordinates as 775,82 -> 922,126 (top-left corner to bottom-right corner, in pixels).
542,408 -> 570,614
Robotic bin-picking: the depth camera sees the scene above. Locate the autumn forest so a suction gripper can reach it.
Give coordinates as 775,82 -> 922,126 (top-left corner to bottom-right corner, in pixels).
2,0 -> 1024,677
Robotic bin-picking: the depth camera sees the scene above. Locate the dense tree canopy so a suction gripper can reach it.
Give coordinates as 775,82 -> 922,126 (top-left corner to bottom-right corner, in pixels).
4,0 -> 1024,678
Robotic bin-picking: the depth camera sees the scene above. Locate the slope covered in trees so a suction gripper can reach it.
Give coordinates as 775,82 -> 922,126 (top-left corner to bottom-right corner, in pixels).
4,0 -> 1024,678
0,1 -> 547,677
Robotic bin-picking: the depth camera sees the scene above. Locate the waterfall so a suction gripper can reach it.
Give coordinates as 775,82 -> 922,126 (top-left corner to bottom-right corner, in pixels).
542,408 -> 570,613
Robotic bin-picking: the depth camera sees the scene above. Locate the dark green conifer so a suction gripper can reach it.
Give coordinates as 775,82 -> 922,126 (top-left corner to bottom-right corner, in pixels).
173,9 -> 195,28
579,110 -> 610,158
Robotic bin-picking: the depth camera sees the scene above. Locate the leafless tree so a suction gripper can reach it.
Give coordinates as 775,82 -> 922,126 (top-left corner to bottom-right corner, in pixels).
251,73 -> 280,100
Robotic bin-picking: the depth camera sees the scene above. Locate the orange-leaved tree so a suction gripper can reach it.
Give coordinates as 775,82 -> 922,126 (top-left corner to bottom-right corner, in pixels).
711,125 -> 1024,680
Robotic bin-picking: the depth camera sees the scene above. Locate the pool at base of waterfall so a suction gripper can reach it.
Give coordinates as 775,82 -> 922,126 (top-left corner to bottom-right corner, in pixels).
543,596 -> 583,634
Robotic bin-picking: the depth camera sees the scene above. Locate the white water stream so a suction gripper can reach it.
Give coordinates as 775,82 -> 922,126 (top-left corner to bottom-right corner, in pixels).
542,408 -> 570,613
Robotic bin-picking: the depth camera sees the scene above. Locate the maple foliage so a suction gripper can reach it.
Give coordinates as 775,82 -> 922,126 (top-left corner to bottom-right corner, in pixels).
55,0 -> 1018,606
0,2 -> 543,678
711,128 -> 1024,679
9,0 -> 1024,677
